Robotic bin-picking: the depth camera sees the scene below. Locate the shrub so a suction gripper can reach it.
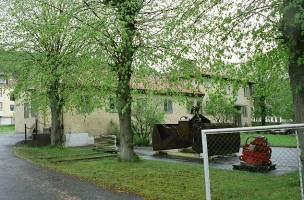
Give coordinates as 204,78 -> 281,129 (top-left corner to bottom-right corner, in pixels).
132,98 -> 165,146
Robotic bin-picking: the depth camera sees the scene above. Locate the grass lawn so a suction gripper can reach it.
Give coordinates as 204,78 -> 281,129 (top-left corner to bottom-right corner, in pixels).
0,125 -> 15,133
14,145 -> 300,200
241,133 -> 297,148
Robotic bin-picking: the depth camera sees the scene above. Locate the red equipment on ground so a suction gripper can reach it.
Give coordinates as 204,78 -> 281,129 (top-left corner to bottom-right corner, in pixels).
233,136 -> 276,172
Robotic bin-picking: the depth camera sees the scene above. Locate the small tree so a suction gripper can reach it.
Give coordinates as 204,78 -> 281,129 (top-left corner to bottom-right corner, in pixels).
204,93 -> 238,123
244,48 -> 294,124
132,98 -> 164,146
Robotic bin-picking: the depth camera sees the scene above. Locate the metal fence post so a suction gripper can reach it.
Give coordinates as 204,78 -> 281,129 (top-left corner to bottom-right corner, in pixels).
201,130 -> 211,200
24,124 -> 27,144
296,130 -> 304,200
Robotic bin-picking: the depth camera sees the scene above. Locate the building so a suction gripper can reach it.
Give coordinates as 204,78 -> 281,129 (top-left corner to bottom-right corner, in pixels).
15,76 -> 253,136
0,78 -> 15,125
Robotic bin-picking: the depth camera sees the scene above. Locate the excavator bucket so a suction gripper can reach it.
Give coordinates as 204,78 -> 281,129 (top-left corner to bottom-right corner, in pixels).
152,124 -> 192,151
152,111 -> 240,156
192,123 -> 240,156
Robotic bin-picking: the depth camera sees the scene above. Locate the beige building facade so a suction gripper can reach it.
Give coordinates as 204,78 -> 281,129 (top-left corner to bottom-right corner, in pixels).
15,83 -> 253,135
0,79 -> 15,125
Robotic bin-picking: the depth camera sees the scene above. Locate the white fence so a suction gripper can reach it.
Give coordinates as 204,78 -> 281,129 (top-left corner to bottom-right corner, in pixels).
201,123 -> 304,200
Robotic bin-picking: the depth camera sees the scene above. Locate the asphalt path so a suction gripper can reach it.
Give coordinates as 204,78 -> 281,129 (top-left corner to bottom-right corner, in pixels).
0,133 -> 142,200
135,146 -> 300,175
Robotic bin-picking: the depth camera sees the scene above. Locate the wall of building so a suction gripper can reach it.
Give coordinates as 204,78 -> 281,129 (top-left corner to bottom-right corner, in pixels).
15,101 -> 36,133
234,86 -> 253,127
0,86 -> 15,125
15,91 -> 252,135
63,110 -> 118,136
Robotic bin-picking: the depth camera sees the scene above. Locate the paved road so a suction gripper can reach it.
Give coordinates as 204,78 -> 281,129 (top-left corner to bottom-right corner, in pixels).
0,134 -> 142,200
135,146 -> 300,175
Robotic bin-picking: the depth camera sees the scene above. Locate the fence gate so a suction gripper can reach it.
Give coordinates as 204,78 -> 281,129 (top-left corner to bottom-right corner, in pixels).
201,123 -> 304,200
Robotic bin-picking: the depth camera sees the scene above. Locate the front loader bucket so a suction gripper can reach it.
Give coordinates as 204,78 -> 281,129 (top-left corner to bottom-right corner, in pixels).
152,124 -> 192,151
192,123 -> 240,156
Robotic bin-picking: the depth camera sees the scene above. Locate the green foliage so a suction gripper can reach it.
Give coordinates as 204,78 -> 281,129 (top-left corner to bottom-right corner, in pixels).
132,97 -> 165,146
3,0 -> 95,114
204,93 -> 238,123
243,48 -> 294,121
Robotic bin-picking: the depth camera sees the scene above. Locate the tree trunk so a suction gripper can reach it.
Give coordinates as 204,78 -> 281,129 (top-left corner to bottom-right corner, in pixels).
260,95 -> 267,125
117,77 -> 135,160
288,55 -> 304,195
282,0 -> 304,193
49,91 -> 63,145
113,0 -> 143,161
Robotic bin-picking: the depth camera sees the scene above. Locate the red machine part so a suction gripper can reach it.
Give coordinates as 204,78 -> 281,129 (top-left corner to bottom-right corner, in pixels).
240,136 -> 272,165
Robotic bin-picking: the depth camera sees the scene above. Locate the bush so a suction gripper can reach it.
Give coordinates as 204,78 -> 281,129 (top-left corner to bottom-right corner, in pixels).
133,135 -> 150,146
132,98 -> 165,146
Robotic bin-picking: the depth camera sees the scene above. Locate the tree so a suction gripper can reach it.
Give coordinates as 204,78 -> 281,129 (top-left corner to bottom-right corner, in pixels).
3,0 -> 91,145
281,2 -> 304,122
243,48 -> 294,124
204,93 -> 238,123
62,0 -> 213,160
281,2 -> 304,187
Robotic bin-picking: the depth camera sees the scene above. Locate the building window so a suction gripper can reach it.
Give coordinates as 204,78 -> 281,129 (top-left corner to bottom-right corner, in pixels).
164,99 -> 173,113
241,106 -> 248,118
244,86 -> 250,97
24,103 -> 29,118
106,97 -> 117,113
0,102 -> 2,111
10,105 -> 14,111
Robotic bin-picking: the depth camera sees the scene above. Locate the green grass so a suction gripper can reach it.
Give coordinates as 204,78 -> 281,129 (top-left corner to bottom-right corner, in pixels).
241,133 -> 297,148
14,145 -> 301,200
0,125 -> 15,133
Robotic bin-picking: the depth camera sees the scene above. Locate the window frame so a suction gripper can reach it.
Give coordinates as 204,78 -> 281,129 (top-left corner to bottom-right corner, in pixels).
164,99 -> 173,114
10,105 -> 14,111
24,103 -> 30,118
241,106 -> 248,118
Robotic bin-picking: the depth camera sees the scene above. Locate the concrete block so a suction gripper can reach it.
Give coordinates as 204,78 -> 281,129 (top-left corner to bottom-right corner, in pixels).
64,133 -> 95,147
